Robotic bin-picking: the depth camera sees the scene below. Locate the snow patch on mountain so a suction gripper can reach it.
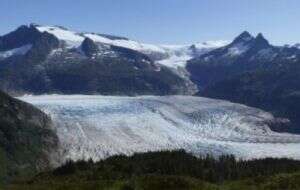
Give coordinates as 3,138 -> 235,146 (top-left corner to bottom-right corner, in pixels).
226,42 -> 250,57
287,55 -> 297,60
0,44 -> 32,59
194,40 -> 229,49
293,43 -> 300,49
256,48 -> 277,60
18,95 -> 300,161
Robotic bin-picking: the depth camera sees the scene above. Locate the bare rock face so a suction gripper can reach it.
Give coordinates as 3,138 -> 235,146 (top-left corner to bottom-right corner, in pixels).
265,118 -> 293,133
81,37 -> 99,57
0,90 -> 59,183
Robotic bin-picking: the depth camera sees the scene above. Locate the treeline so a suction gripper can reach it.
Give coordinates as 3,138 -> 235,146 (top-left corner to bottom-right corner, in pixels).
50,150 -> 300,183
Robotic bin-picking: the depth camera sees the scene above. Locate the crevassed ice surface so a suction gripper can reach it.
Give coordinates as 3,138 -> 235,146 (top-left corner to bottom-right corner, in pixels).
19,95 -> 300,161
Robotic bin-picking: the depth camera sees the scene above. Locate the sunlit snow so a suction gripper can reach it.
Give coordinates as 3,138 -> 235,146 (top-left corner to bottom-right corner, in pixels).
84,33 -> 166,53
37,26 -> 84,42
35,25 -> 228,68
226,42 -> 250,56
157,41 -> 229,68
18,95 -> 300,161
36,25 -> 166,52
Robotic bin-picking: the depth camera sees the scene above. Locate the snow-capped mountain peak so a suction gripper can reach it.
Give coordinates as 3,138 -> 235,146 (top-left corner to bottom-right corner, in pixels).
0,23 -> 230,77
33,25 -> 227,52
31,24 -> 228,68
222,32 -> 271,57
34,25 -> 166,53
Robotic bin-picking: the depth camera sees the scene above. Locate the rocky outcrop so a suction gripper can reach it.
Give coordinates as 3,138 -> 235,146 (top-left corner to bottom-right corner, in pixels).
81,38 -> 99,57
0,90 -> 59,183
0,24 -> 42,51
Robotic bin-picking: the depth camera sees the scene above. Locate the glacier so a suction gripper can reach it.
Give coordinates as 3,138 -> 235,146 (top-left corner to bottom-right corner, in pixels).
18,95 -> 300,161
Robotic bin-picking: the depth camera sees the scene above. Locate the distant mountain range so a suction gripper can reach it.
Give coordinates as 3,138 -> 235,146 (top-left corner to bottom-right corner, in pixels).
187,31 -> 300,133
1,24 -> 300,132
187,31 -> 300,88
0,24 -> 226,95
3,23 -> 300,185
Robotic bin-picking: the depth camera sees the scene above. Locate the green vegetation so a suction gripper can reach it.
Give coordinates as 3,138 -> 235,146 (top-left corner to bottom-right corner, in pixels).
5,150 -> 300,190
0,91 -> 58,185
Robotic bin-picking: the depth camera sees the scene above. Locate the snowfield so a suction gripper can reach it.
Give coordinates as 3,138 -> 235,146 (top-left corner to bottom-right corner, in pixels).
35,25 -> 228,68
157,41 -> 229,68
19,95 -> 300,161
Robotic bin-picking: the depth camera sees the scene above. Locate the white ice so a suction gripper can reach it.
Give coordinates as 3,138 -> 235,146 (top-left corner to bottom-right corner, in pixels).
18,95 -> 300,162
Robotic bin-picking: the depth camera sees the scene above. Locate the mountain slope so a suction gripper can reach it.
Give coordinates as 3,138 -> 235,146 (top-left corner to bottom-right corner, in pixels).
202,62 -> 300,133
0,24 -> 197,95
0,90 -> 58,184
187,31 -> 300,89
186,31 -> 300,132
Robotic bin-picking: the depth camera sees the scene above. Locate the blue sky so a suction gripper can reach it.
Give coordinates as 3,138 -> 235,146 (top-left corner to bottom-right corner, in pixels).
1,0 -> 300,45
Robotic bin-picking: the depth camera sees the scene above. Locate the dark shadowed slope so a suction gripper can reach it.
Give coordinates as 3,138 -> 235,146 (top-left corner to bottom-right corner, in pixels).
0,90 -> 58,184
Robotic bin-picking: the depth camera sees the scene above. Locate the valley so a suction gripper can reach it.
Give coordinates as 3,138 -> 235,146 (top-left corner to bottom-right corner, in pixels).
2,23 -> 300,189
2,1 -> 300,189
